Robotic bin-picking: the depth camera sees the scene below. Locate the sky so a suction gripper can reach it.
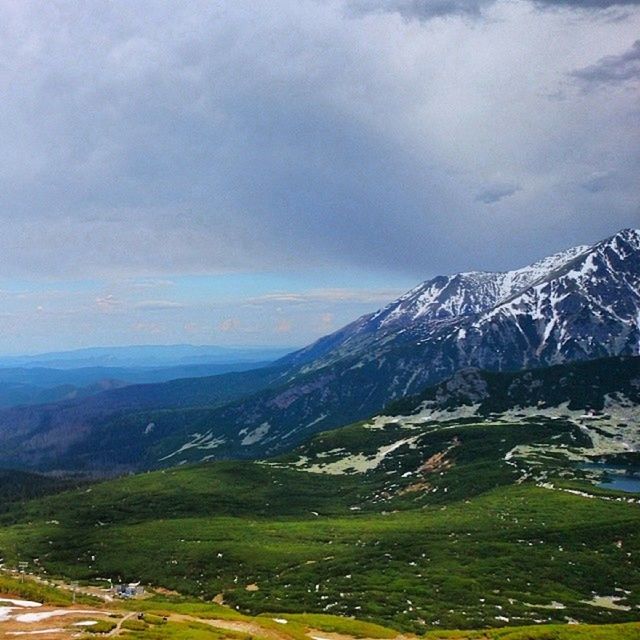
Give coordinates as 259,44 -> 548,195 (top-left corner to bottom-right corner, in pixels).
0,0 -> 638,353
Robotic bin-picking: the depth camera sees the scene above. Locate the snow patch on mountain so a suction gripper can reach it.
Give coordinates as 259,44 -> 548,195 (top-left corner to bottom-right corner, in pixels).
159,433 -> 226,461
295,434 -> 422,475
241,422 -> 271,446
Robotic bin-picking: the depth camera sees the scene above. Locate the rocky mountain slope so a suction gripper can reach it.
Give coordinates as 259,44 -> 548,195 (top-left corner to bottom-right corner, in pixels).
0,229 -> 638,473
386,355 -> 640,418
155,355 -> 640,468
152,229 -> 639,464
282,355 -> 640,478
280,242 -> 591,370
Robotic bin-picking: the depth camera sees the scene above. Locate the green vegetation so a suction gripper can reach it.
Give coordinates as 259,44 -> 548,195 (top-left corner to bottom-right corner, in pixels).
0,571 -> 638,639
0,572 -> 71,604
100,607 -> 640,640
274,612 -> 397,638
0,417 -> 639,633
118,620 -> 249,640
0,469 -> 84,511
85,619 -> 118,633
0,571 -> 98,605
116,597 -> 246,620
424,622 -> 640,639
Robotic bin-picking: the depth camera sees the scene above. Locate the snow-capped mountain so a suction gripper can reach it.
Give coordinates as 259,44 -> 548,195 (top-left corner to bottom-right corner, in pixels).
0,229 -> 638,473
281,237 -> 597,371
374,242 -> 590,327
159,228 -> 640,464
445,227 -> 640,369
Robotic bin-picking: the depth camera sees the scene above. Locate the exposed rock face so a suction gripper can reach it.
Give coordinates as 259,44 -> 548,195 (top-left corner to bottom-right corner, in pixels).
283,229 -> 639,376
159,229 -> 640,464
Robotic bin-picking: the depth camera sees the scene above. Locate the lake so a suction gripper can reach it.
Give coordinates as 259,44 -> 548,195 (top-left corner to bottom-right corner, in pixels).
580,462 -> 640,494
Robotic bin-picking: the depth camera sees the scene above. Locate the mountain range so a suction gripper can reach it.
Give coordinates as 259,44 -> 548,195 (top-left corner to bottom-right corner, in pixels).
284,228 -> 639,373
0,228 -> 638,474
0,360 -> 278,410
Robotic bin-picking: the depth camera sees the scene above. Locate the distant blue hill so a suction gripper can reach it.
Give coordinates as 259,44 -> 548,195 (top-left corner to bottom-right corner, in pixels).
0,344 -> 295,369
0,360 -> 279,409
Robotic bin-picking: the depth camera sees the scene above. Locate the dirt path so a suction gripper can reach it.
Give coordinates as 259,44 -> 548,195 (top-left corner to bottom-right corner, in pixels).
169,616 -> 412,640
16,571 -> 114,602
0,601 -> 411,640
171,613 -> 294,640
107,610 -> 137,636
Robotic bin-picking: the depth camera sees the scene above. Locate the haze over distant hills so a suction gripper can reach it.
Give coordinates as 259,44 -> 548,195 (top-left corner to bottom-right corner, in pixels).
0,344 -> 293,369
0,345 -> 293,410
0,228 -> 638,474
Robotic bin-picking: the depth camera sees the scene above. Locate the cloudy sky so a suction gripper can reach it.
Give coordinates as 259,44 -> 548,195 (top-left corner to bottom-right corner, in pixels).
0,0 -> 638,353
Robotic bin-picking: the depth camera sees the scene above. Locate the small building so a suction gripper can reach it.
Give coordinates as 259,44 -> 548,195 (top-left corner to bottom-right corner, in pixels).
113,582 -> 145,598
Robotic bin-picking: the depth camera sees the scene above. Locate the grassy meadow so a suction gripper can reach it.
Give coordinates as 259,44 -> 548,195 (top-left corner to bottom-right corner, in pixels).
0,418 -> 638,633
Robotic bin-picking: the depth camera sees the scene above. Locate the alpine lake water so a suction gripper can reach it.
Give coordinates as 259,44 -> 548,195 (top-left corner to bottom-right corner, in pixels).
581,462 -> 640,493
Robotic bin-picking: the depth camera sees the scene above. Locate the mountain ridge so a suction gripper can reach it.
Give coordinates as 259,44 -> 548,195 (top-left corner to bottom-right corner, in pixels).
0,229 -> 638,473
281,231 -> 638,374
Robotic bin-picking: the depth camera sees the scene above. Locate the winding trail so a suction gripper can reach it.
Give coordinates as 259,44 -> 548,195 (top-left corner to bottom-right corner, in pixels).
107,611 -> 137,636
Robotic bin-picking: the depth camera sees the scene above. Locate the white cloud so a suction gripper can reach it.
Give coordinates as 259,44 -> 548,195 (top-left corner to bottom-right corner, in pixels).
218,318 -> 240,333
247,288 -> 404,305
95,294 -> 122,312
133,300 -> 185,310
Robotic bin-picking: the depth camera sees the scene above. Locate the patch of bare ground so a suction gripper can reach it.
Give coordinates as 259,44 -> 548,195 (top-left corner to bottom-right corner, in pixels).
399,437 -> 460,494
171,614 -> 292,640
398,479 -> 432,495
0,602 -> 119,639
306,628 -> 411,640
420,437 -> 459,473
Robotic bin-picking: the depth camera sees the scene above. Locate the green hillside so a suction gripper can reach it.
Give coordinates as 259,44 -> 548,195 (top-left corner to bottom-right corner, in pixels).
0,413 -> 639,633
0,569 -> 637,640
0,468 -> 84,509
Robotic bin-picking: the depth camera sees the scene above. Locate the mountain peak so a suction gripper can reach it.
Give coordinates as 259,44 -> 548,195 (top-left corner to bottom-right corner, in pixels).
282,230 -> 639,371
372,240 -> 593,330
614,227 -> 640,239
607,227 -> 640,251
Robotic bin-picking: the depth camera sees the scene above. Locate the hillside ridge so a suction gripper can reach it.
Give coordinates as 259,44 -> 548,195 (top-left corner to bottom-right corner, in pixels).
0,229 -> 638,473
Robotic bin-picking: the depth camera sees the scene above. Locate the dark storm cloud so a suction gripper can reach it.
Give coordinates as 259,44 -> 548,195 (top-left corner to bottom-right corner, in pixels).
348,0 -> 640,21
0,0 -> 638,282
474,184 -> 522,204
571,40 -> 640,88
581,172 -> 616,193
347,0 -> 489,20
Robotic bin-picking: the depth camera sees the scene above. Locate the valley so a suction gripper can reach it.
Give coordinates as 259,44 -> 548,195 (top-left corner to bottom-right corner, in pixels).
1,406 -> 639,634
2,1 -> 638,635
0,230 -> 638,475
